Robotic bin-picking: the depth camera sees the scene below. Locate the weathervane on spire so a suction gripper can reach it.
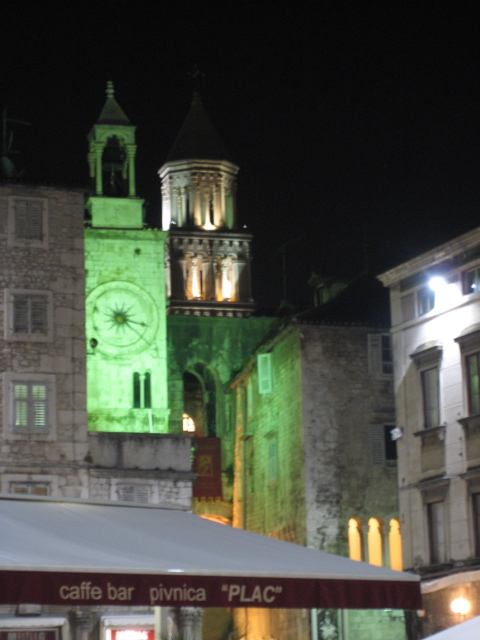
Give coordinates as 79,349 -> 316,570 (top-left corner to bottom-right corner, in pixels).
189,64 -> 204,92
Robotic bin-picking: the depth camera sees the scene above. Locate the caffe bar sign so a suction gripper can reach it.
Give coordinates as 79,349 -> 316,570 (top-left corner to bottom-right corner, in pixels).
0,570 -> 422,610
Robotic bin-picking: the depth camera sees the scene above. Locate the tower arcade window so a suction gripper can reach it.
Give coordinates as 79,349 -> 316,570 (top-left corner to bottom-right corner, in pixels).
348,518 -> 363,561
102,136 -> 127,196
133,372 -> 151,409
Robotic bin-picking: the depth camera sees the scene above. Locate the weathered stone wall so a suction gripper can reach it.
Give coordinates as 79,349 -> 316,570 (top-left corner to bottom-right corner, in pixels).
0,185 -> 88,498
232,321 -> 399,640
300,323 -> 397,556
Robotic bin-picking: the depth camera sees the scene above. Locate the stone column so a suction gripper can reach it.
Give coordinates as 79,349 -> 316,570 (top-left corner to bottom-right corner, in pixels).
74,608 -> 93,640
178,607 -> 203,640
94,142 -> 104,195
126,144 -> 137,197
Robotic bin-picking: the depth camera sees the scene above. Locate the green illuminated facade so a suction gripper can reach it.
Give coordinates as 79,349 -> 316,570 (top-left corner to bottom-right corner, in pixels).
85,83 -> 169,433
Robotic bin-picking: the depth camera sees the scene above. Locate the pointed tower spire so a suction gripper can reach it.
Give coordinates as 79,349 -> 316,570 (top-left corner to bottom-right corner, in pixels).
97,81 -> 131,125
159,92 -> 254,317
167,92 -> 233,163
86,82 -> 144,229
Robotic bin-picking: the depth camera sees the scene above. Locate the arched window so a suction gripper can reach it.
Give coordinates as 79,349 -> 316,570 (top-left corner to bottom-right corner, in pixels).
389,518 -> 403,571
368,517 -> 383,566
133,372 -> 151,409
348,518 -> 363,561
183,365 -> 217,438
182,413 -> 195,432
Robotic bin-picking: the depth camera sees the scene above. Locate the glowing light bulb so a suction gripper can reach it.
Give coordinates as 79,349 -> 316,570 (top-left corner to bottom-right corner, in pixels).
451,597 -> 471,615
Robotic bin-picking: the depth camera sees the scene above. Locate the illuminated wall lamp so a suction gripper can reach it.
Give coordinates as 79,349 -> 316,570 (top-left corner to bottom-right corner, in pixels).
450,597 -> 471,616
429,276 -> 447,292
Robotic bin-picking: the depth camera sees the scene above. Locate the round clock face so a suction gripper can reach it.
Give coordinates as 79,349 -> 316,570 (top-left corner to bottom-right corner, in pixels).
86,282 -> 158,356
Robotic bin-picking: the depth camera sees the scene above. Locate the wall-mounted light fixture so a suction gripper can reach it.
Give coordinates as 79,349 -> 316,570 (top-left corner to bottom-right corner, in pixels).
450,596 -> 471,616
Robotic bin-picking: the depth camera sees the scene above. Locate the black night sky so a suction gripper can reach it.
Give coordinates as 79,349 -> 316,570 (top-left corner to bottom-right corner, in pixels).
1,3 -> 479,309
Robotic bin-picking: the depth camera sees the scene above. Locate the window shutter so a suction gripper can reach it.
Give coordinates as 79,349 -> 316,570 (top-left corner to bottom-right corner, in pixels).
14,200 -> 43,241
369,423 -> 386,466
14,384 -> 28,427
30,296 -> 47,333
368,335 -> 382,374
257,353 -> 273,395
118,484 -> 150,504
119,485 -> 135,502
13,296 -> 29,333
136,485 -> 150,504
32,384 -> 47,428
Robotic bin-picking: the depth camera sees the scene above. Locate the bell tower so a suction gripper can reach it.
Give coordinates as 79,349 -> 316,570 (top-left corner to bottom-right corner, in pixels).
159,92 -> 254,317
85,82 -> 169,434
86,81 -> 144,228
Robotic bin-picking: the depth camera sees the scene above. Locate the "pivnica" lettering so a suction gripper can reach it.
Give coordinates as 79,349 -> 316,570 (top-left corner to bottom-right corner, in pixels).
149,584 -> 206,605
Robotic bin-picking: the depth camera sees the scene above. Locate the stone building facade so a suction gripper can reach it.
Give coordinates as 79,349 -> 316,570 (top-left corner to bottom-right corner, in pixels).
379,227 -> 480,636
230,279 -> 405,640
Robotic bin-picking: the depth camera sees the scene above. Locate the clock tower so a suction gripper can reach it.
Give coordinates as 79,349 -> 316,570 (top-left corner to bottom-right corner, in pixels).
85,82 -> 169,433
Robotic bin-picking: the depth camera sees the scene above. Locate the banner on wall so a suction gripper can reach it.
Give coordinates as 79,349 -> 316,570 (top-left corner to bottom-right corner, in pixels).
192,437 -> 222,499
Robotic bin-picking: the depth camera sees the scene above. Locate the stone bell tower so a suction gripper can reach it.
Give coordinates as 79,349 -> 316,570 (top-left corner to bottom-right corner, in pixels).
86,80 -> 143,228
84,82 -> 169,434
159,92 -> 254,317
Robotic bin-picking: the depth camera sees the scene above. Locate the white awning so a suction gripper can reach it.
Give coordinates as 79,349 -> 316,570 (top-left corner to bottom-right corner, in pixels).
0,495 -> 421,610
424,616 -> 480,639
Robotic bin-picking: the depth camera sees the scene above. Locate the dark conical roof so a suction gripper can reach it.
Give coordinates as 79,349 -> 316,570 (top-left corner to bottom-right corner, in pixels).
167,92 -> 233,163
97,81 -> 131,125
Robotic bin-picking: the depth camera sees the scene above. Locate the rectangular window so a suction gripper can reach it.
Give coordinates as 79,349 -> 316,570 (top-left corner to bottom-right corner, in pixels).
8,197 -> 48,247
13,294 -> 48,335
418,286 -> 435,316
258,353 -> 273,395
463,267 -> 480,295
427,501 -> 446,564
3,373 -> 56,441
5,289 -> 53,342
473,493 -> 480,556
10,482 -> 49,496
401,293 -> 415,322
370,424 -> 397,466
13,382 -> 47,430
466,353 -> 480,415
368,334 -> 393,375
268,436 -> 278,483
422,367 -> 440,428
118,484 -> 151,504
